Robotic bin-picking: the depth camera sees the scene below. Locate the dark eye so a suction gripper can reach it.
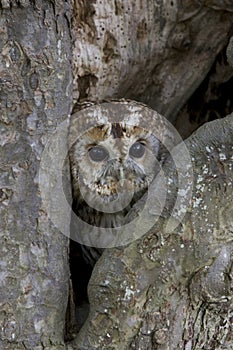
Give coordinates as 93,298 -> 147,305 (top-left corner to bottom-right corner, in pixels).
129,141 -> 146,158
88,145 -> 109,162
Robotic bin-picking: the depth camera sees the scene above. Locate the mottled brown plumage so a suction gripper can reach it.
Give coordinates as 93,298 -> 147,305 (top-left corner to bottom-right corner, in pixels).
69,100 -> 165,265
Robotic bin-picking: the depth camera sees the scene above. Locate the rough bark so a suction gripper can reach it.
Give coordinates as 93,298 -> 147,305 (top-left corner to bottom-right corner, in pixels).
72,0 -> 233,123
0,0 -> 232,349
0,1 -> 72,349
70,114 -> 233,350
68,1 -> 233,347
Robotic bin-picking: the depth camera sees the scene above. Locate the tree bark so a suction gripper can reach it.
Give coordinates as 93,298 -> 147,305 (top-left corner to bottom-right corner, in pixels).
69,2 -> 233,347
72,0 -> 233,122
0,0 -> 232,349
70,114 -> 233,350
0,1 -> 72,349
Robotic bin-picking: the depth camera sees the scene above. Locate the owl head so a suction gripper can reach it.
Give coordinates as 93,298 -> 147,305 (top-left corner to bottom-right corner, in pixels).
68,100 -> 175,244
70,121 -> 160,210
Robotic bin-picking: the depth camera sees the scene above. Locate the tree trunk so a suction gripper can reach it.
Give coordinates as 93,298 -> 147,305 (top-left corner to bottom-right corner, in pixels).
72,0 -> 233,123
0,1 -> 72,349
69,0 -> 233,348
0,0 -> 232,349
70,114 -> 233,349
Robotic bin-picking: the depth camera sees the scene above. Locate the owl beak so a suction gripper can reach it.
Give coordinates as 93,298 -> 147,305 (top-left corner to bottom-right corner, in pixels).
119,166 -> 125,187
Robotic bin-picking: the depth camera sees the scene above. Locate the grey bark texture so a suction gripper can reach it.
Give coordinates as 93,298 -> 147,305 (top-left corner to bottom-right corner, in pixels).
69,1 -> 233,347
70,113 -> 233,350
0,1 -> 72,349
0,0 -> 232,349
72,0 -> 233,123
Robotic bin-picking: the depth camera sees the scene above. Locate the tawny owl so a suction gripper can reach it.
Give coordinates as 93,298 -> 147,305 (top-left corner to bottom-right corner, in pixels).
69,100 -> 167,265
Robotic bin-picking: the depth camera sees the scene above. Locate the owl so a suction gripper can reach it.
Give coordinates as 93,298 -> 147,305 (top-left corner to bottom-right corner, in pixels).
69,100 -> 164,265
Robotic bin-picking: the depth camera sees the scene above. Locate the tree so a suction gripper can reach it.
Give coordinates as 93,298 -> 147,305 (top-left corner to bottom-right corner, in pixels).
71,113 -> 233,349
0,1 -> 232,349
0,1 -> 72,349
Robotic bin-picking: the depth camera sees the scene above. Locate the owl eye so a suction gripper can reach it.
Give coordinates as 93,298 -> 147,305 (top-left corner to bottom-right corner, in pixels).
88,145 -> 109,162
129,141 -> 146,158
